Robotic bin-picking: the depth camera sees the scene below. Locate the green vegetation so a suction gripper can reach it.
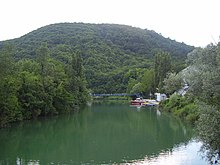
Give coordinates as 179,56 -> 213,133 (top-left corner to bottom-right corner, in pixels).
161,43 -> 220,164
0,23 -> 193,126
159,94 -> 198,124
186,43 -> 220,164
0,44 -> 89,127
0,22 -> 219,164
0,23 -> 194,126
0,23 -> 193,94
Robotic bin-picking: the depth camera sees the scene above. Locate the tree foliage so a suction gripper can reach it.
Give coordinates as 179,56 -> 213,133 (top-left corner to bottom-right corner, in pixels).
183,43 -> 220,164
163,72 -> 182,95
0,44 -> 89,127
160,42 -> 220,164
0,23 -> 194,126
0,23 -> 193,93
185,43 -> 220,106
196,103 -> 220,164
154,51 -> 172,91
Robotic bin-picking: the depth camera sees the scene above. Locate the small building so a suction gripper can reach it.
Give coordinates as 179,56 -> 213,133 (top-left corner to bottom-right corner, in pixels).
155,93 -> 167,102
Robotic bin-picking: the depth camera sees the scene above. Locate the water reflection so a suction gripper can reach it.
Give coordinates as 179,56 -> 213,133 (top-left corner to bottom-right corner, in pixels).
122,140 -> 206,165
0,104 -> 207,164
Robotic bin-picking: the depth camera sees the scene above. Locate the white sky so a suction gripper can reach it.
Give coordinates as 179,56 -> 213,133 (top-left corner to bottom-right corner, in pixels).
0,0 -> 220,47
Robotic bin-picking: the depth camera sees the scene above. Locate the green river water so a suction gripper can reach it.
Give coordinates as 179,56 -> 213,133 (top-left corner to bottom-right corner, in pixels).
0,103 -> 208,164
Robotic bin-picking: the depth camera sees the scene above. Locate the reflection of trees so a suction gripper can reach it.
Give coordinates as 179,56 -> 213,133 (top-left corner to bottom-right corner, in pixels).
0,104 -> 194,164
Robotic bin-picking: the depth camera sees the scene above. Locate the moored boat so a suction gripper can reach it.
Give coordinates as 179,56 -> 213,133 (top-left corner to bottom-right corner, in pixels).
130,98 -> 159,106
130,98 -> 146,105
142,99 -> 159,106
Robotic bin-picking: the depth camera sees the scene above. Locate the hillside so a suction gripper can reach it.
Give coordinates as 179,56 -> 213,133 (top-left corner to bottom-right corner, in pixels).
0,23 -> 194,93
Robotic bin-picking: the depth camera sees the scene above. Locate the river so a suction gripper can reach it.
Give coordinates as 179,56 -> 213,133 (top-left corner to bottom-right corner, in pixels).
0,103 -> 208,164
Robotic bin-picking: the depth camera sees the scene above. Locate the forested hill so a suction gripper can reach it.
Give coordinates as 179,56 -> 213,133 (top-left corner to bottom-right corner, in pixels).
0,23 -> 194,93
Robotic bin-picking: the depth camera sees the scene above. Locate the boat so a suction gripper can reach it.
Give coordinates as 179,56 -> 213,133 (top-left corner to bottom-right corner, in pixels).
130,98 -> 147,105
130,98 -> 159,106
142,99 -> 159,106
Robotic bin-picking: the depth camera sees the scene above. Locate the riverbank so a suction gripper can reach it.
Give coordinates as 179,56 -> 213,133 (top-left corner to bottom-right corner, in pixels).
159,94 -> 198,124
159,93 -> 220,164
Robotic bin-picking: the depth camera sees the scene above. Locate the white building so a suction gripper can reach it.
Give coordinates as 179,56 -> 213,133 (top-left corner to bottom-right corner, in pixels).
155,93 -> 167,102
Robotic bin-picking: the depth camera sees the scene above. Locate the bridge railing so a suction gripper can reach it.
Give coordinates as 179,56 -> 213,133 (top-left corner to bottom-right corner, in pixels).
91,93 -> 140,97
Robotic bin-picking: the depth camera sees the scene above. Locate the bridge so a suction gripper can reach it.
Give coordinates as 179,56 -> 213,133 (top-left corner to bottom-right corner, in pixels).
91,93 -> 140,97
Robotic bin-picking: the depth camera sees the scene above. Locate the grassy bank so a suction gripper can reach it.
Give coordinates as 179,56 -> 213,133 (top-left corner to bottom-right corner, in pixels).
159,94 -> 199,124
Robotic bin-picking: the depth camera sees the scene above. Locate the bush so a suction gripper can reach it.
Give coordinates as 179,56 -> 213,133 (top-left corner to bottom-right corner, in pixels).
160,94 -> 187,111
174,103 -> 198,124
196,103 -> 220,164
160,94 -> 198,124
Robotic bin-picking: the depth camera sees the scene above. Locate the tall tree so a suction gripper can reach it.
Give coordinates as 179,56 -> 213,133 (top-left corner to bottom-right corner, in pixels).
163,72 -> 182,95
17,71 -> 44,119
0,45 -> 22,127
154,51 -> 172,91
67,51 -> 88,106
141,69 -> 155,96
184,43 -> 220,164
0,45 -> 14,78
36,43 -> 57,115
36,43 -> 50,87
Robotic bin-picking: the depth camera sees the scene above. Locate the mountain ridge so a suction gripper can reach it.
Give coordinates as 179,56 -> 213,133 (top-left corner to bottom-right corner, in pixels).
0,23 -> 194,93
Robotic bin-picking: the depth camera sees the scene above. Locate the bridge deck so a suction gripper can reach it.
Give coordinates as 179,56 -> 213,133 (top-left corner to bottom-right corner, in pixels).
91,93 -> 139,97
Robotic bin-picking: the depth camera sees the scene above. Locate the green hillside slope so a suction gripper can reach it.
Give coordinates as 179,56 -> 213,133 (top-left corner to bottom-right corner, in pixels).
0,23 -> 194,93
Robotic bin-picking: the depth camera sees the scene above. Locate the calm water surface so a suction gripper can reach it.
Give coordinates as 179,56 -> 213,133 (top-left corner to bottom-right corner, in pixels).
0,103 -> 208,165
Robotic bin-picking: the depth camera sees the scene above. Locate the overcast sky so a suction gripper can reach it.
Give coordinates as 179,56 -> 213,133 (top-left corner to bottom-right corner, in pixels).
1,0 -> 219,47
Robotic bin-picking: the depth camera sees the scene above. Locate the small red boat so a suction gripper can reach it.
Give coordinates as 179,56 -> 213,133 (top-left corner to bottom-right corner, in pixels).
130,98 -> 146,105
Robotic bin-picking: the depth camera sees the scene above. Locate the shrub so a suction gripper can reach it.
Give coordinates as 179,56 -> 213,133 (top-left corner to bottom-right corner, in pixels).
196,103 -> 220,164
160,94 -> 198,124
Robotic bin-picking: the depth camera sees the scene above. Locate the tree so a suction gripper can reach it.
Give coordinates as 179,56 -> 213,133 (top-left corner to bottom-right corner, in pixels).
163,72 -> 182,95
130,82 -> 143,94
0,77 -> 21,127
184,43 -> 220,164
53,83 -> 74,113
196,103 -> 220,164
67,51 -> 88,106
185,44 -> 220,106
17,71 -> 45,119
126,78 -> 138,94
0,44 -> 14,78
36,43 -> 50,88
0,45 -> 22,126
141,69 -> 155,96
154,51 -> 172,91
35,43 -> 58,115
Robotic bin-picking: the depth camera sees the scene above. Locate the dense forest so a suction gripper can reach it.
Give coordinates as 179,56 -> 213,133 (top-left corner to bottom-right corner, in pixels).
0,23 -> 194,94
0,43 -> 89,127
0,23 -> 194,126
